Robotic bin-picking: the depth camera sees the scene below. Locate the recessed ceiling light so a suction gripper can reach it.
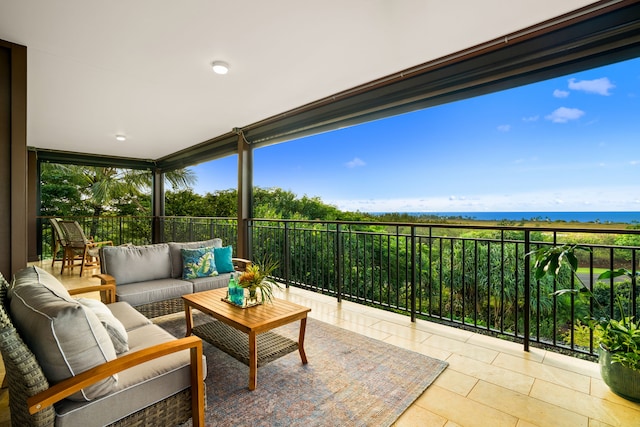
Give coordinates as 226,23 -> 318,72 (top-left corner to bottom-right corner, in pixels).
116,135 -> 126,142
211,61 -> 229,75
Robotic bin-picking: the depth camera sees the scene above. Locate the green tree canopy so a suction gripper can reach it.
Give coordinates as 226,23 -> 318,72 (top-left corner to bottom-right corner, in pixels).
40,162 -> 195,217
164,187 -> 371,221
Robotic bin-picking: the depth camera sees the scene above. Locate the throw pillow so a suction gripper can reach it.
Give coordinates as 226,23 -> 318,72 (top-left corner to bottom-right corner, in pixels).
168,239 -> 223,279
77,298 -> 129,354
214,245 -> 235,273
182,246 -> 218,279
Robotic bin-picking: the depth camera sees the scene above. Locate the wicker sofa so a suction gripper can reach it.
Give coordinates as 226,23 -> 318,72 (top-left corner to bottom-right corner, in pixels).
95,239 -> 250,318
0,266 -> 205,426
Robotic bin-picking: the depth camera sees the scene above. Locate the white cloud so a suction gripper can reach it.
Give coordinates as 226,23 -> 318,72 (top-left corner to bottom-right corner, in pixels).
497,124 -> 511,132
522,115 -> 539,122
326,185 -> 640,213
631,160 -> 639,166
545,107 -> 585,123
345,157 -> 365,168
553,89 -> 570,98
568,77 -> 615,95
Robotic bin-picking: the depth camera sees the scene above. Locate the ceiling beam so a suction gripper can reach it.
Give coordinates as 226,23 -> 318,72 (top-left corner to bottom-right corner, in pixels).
32,148 -> 156,170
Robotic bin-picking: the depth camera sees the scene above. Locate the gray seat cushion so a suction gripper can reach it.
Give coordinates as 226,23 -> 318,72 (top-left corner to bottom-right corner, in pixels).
115,278 -> 194,307
54,322 -> 202,427
106,301 -> 152,331
190,272 -> 233,293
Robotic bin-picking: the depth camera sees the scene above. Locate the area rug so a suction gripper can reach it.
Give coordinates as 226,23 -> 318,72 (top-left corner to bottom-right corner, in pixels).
156,312 -> 448,427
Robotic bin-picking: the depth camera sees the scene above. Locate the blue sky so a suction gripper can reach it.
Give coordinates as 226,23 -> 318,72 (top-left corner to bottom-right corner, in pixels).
191,57 -> 639,213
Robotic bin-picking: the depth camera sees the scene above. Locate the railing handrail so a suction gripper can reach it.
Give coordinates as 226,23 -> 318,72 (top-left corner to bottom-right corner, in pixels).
249,217 -> 640,235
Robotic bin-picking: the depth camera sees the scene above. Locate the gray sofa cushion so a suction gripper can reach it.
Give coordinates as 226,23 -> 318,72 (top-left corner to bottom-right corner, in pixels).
106,301 -> 152,331
168,239 -> 222,279
10,264 -> 71,301
9,266 -> 118,402
190,273 -> 232,293
55,322 -> 202,427
100,244 -> 172,286
115,278 -> 194,307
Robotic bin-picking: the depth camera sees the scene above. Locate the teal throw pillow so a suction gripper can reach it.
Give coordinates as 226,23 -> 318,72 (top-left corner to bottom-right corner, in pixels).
214,245 -> 235,274
182,246 -> 218,279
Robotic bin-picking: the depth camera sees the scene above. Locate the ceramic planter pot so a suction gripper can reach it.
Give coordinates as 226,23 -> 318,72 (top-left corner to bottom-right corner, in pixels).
599,344 -> 640,402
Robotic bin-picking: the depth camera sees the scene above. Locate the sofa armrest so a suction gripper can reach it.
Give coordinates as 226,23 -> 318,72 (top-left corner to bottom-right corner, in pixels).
68,283 -> 117,304
93,273 -> 116,285
232,258 -> 252,271
28,336 -> 205,426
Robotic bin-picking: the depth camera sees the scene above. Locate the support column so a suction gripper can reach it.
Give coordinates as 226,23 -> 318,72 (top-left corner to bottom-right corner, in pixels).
152,168 -> 164,243
0,40 -> 27,277
236,130 -> 253,259
28,151 -> 39,262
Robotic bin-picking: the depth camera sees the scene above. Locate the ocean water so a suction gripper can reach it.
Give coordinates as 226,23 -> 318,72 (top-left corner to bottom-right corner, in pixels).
375,211 -> 640,224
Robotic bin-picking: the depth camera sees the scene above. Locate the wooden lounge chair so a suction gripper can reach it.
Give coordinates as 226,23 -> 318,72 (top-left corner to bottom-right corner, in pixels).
57,220 -> 113,276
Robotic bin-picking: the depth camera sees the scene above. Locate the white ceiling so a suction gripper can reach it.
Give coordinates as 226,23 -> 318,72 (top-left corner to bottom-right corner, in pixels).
0,0 -> 597,160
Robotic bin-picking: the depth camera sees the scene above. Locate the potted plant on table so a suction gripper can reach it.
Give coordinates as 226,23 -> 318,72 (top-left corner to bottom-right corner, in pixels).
237,258 -> 281,304
528,244 -> 640,402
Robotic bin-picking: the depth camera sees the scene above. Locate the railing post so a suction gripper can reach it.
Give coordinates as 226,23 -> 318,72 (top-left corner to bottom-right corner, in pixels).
410,225 -> 416,322
336,223 -> 342,303
633,249 -> 637,320
284,222 -> 290,288
524,229 -> 531,352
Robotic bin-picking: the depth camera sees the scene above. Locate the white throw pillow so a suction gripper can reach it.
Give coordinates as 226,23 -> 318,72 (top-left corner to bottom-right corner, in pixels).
78,298 -> 129,354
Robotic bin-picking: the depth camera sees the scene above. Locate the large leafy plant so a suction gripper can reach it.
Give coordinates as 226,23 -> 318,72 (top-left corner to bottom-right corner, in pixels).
237,257 -> 281,303
529,244 -> 640,371
596,268 -> 640,370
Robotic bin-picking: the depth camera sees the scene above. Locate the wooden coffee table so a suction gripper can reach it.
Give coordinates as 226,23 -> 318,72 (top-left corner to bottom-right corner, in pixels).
182,288 -> 311,390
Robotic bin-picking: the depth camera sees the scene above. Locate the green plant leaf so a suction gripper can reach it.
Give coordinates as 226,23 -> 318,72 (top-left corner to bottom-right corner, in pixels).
551,289 -> 579,297
598,268 -> 635,280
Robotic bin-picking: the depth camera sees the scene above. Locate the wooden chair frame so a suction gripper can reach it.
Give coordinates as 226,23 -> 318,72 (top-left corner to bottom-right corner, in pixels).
57,220 -> 113,276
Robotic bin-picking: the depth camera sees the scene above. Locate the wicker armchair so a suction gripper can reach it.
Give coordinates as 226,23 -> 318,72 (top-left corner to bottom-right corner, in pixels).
0,272 -> 205,427
57,220 -> 113,276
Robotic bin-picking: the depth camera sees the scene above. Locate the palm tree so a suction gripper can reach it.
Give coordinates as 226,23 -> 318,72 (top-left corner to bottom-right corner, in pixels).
41,163 -> 196,235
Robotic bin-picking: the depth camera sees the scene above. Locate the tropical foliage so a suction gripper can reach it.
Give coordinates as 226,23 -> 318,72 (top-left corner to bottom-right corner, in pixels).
529,244 -> 640,367
41,162 -> 195,218
40,162 -> 195,245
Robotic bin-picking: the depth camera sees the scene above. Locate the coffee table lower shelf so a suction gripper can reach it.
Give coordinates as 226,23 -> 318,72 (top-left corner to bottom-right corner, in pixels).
192,321 -> 299,367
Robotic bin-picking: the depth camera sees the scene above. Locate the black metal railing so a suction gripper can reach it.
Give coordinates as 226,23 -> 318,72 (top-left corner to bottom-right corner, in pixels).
38,216 -> 155,259
38,215 -> 239,260
38,215 -> 639,359
158,216 -> 238,247
250,218 -> 640,359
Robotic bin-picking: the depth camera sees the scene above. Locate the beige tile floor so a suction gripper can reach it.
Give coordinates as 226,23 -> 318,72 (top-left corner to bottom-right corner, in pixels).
2,261 -> 640,426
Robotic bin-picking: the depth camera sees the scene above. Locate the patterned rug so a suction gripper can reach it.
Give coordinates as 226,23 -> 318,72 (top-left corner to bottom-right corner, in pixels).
156,312 -> 448,427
